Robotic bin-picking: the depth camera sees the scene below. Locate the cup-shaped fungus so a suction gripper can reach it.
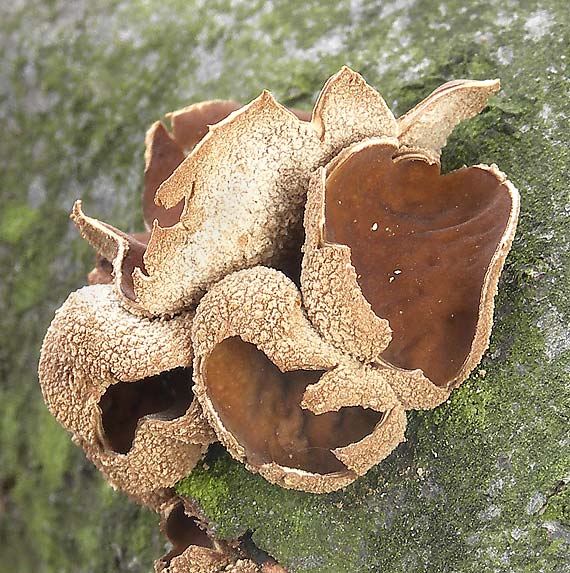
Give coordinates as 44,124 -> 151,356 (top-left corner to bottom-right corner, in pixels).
155,497 -> 230,573
155,497 -> 285,573
302,83 -> 519,403
38,284 -> 214,498
192,267 -> 406,493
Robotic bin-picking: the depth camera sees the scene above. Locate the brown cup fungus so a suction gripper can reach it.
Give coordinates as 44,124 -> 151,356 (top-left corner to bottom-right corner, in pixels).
192,267 -> 407,493
155,497 -> 284,573
302,86 -> 520,400
38,285 -> 214,499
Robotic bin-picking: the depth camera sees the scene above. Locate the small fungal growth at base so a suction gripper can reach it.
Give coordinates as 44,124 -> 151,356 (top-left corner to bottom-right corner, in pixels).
155,497 -> 287,573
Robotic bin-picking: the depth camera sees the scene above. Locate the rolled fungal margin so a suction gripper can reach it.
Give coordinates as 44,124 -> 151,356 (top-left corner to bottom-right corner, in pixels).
397,78 -> 501,162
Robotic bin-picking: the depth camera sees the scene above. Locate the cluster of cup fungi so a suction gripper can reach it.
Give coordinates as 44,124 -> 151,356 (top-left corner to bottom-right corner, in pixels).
39,68 -> 519,572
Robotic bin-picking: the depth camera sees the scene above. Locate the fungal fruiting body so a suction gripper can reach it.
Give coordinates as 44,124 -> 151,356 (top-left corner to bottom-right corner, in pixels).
155,497 -> 286,573
190,75 -> 519,491
38,284 -> 214,500
302,84 -> 519,395
192,267 -> 406,493
39,67 -> 519,509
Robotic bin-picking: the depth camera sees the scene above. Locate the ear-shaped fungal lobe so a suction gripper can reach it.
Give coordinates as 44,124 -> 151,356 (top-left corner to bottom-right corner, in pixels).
192,267 -> 406,493
397,79 -> 500,163
124,66 -> 397,316
155,497 -> 285,573
38,284 -> 215,497
302,137 -> 519,403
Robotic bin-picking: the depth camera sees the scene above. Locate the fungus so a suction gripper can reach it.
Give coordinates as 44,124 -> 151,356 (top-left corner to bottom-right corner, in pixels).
155,497 -> 286,573
192,267 -> 406,493
302,82 -> 519,398
38,284 -> 214,497
73,68 -> 398,316
39,70 -> 519,502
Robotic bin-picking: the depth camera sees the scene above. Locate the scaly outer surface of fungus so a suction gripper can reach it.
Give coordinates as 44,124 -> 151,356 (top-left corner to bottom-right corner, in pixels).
75,99 -> 241,306
192,267 -> 406,493
74,67 -> 397,316
38,284 -> 214,497
39,67 -> 518,523
301,80 -> 520,398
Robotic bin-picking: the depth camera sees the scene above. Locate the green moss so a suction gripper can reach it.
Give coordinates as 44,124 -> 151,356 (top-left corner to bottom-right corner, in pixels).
543,487 -> 570,525
0,204 -> 40,245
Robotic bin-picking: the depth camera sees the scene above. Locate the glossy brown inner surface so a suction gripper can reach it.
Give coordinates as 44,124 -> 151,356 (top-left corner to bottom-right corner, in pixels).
170,100 -> 243,150
165,502 -> 214,556
203,337 -> 383,474
143,123 -> 185,229
324,144 -> 512,386
87,253 -> 113,285
99,367 -> 193,454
